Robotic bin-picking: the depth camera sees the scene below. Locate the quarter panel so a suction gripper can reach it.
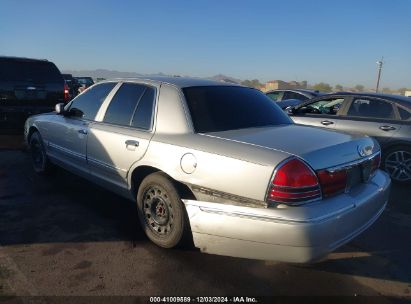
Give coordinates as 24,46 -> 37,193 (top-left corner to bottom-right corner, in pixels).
131,139 -> 277,202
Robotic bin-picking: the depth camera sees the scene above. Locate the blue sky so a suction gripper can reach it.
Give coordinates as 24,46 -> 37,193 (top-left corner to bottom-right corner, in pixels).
1,0 -> 410,88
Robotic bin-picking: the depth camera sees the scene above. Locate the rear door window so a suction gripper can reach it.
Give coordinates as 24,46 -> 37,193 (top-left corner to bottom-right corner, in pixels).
103,83 -> 146,126
67,82 -> 117,120
131,87 -> 155,130
103,83 -> 155,130
347,98 -> 395,119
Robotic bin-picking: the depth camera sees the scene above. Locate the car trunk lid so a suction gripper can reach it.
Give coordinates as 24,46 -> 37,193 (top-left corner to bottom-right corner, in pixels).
205,124 -> 378,170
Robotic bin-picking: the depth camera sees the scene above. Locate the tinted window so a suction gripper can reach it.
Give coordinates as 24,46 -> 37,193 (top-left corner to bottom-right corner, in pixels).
0,59 -> 63,82
266,91 -> 283,101
68,82 -> 116,120
398,107 -> 411,120
76,77 -> 94,86
183,86 -> 292,133
301,98 -> 344,115
131,87 -> 155,130
104,83 -> 146,126
347,98 -> 394,119
283,91 -> 308,101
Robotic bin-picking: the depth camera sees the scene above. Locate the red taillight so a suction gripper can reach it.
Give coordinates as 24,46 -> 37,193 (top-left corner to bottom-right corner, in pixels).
317,169 -> 348,197
268,158 -> 321,205
64,84 -> 70,102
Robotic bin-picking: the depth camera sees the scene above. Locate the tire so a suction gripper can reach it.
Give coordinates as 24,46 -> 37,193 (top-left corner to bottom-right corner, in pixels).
382,145 -> 411,184
136,172 -> 190,248
29,131 -> 52,174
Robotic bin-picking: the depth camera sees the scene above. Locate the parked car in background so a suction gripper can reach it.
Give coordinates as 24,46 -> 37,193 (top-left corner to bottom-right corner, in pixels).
74,76 -> 94,93
0,56 -> 67,132
287,92 -> 411,183
25,77 -> 389,263
62,74 -> 81,99
266,89 -> 324,109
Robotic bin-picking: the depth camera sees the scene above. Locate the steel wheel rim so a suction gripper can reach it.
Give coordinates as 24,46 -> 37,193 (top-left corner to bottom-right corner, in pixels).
385,150 -> 411,182
142,186 -> 174,236
31,140 -> 44,170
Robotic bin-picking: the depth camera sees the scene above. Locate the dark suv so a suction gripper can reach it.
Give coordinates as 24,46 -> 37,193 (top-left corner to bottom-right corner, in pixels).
288,92 -> 411,183
0,56 -> 67,131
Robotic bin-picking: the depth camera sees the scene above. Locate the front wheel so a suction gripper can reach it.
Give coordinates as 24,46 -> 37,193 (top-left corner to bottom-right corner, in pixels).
382,145 -> 411,184
136,172 -> 190,248
29,131 -> 52,174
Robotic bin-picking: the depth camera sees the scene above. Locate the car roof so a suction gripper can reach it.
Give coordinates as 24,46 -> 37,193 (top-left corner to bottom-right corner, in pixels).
0,56 -> 49,62
112,76 -> 242,89
265,89 -> 321,95
325,92 -> 411,108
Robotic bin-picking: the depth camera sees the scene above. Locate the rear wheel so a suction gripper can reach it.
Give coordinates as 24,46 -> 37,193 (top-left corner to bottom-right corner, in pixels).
136,172 -> 190,248
382,145 -> 411,184
29,131 -> 52,174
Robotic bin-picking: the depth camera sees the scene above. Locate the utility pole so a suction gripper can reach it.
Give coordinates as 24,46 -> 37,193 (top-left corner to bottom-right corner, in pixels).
375,57 -> 384,93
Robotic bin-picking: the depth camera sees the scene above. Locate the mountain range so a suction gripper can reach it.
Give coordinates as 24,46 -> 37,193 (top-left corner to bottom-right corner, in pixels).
61,69 -> 242,84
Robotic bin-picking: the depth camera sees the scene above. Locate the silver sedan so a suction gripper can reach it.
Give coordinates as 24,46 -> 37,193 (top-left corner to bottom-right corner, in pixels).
24,77 -> 390,263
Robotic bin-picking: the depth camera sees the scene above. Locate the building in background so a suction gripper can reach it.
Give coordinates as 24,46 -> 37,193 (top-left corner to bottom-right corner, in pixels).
405,90 -> 411,97
260,80 -> 307,92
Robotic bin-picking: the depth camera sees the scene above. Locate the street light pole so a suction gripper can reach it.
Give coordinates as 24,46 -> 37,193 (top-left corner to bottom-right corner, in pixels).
375,57 -> 383,93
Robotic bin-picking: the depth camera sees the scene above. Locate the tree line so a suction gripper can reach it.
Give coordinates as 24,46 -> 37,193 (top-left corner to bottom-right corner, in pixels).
240,79 -> 409,95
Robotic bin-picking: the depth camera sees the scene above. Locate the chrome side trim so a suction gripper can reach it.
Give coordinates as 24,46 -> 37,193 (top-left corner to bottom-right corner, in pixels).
87,157 -> 127,173
48,142 -> 85,160
191,185 -> 267,208
183,199 -> 356,224
325,151 -> 380,173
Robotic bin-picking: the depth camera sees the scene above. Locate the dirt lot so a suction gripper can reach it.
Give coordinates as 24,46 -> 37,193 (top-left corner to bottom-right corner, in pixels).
0,139 -> 410,303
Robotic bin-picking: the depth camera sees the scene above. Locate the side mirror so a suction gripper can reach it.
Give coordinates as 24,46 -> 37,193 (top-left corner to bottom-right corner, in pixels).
55,103 -> 65,114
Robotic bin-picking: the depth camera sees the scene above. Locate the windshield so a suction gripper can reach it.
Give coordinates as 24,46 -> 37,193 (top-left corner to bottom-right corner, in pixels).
183,86 -> 292,133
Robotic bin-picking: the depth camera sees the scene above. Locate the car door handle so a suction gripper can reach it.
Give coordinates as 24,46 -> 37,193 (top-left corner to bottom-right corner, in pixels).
379,125 -> 396,131
78,129 -> 88,135
321,120 -> 334,126
125,140 -> 139,147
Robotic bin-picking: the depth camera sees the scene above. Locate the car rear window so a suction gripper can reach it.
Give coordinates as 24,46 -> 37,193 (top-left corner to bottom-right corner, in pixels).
0,59 -> 63,83
76,78 -> 94,85
183,86 -> 292,133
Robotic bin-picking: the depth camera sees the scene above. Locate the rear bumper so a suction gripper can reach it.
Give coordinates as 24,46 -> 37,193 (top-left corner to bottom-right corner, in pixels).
183,170 -> 390,263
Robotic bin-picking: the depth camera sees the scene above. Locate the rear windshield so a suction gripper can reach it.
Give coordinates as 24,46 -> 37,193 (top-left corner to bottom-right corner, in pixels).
76,78 -> 94,85
183,86 -> 292,133
0,59 -> 63,83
